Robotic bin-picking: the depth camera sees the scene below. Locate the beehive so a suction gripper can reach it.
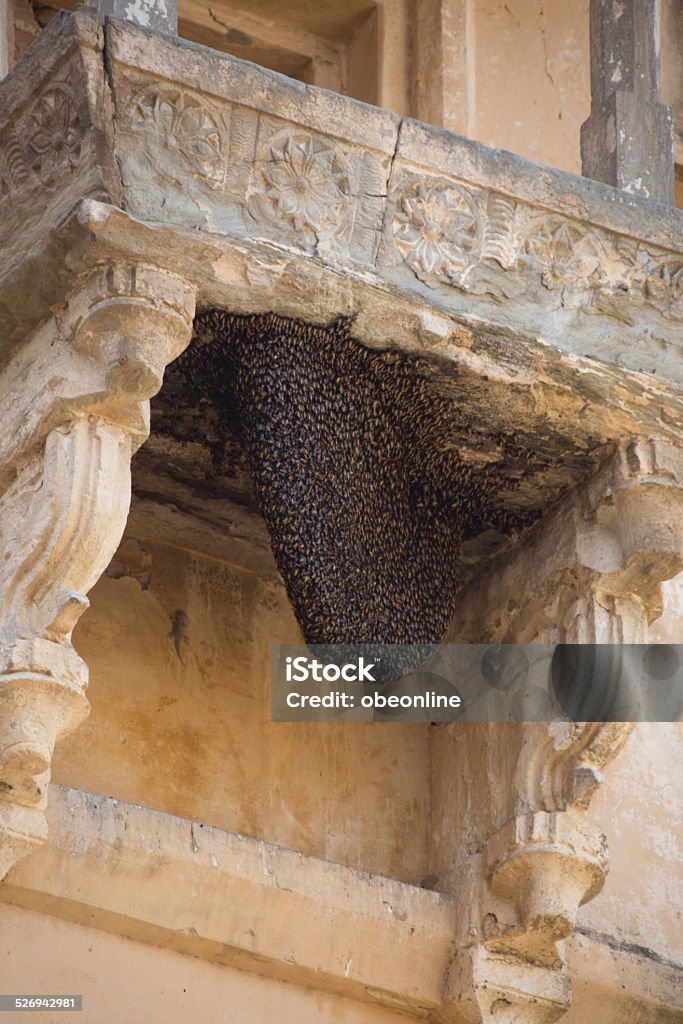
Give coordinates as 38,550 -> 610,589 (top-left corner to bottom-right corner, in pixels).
174,311 -> 537,677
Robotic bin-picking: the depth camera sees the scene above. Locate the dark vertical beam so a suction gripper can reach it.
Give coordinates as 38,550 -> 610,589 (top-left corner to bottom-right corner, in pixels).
581,0 -> 674,204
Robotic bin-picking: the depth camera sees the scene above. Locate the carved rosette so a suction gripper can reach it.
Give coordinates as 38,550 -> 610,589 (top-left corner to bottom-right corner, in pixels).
250,130 -> 353,249
382,171 -> 683,320
0,263 -> 196,878
391,179 -> 482,285
0,77 -> 83,248
122,84 -> 229,188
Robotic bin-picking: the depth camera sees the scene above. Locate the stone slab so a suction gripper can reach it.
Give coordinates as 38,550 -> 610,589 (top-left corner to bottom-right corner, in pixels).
1,785 -> 456,1016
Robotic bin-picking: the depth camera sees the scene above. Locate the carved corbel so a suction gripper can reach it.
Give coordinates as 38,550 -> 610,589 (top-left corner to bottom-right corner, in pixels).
0,263 -> 196,878
442,722 -> 633,1024
553,440 -> 683,646
449,438 -> 683,648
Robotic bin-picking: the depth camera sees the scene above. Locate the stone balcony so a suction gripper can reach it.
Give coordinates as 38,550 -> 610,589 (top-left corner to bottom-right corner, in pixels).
2,8 -> 683,550
1,10 -> 683,1023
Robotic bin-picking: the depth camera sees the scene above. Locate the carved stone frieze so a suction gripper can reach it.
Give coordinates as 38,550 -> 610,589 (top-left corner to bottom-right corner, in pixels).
0,263 -> 196,879
110,30 -> 394,263
250,130 -> 353,247
381,168 -> 683,326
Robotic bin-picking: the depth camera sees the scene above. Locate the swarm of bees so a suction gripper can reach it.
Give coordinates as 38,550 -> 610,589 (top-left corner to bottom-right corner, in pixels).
181,310 -> 533,678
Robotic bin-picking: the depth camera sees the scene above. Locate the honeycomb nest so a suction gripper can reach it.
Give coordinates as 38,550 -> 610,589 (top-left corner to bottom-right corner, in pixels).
177,311 -> 534,678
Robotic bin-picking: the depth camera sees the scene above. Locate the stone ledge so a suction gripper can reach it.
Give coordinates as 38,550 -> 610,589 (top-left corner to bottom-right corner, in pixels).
1,787 -> 681,1021
0,785 -> 456,1017
5,200 -> 683,550
564,929 -> 683,1022
2,11 -> 683,377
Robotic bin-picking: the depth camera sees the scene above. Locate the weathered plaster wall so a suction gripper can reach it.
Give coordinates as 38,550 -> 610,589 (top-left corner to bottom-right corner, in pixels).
51,514 -> 431,885
1,902 -> 414,1024
463,0 -> 590,174
579,722 -> 683,965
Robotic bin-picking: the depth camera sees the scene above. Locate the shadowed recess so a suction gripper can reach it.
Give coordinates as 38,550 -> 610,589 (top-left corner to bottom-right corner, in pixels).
179,311 -> 535,676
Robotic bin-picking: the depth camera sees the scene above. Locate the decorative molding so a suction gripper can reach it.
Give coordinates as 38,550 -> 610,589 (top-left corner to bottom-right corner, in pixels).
382,170 -> 683,323
0,263 -> 196,879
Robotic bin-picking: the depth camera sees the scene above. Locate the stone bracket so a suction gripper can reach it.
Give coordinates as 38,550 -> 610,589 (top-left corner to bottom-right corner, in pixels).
450,438 -> 683,645
440,721 -> 634,1024
445,809 -> 607,1023
0,262 -> 196,878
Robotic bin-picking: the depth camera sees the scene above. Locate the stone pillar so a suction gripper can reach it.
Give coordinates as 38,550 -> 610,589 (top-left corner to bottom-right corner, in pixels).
87,0 -> 177,35
581,0 -> 674,204
0,263 -> 195,878
0,0 -> 14,78
411,0 -> 473,138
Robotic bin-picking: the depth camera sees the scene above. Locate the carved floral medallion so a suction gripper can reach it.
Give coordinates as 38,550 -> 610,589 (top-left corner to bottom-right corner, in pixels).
25,86 -> 82,185
391,180 -> 482,284
124,86 -> 228,186
256,131 -> 352,244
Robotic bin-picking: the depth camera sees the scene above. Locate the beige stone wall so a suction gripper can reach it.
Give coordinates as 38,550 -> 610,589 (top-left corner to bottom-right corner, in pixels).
580,723 -> 683,966
52,518 -> 431,885
1,902 -> 413,1024
413,0 -> 590,175
470,0 -> 590,173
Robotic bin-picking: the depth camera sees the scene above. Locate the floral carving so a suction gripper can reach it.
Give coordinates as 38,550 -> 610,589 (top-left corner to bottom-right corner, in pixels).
391,180 -> 482,284
0,81 -> 82,248
124,87 -> 228,187
385,172 -> 683,322
522,215 -> 631,292
257,132 -> 352,244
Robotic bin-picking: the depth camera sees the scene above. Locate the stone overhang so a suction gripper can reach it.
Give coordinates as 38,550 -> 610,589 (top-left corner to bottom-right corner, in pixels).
1,10 -> 683,508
